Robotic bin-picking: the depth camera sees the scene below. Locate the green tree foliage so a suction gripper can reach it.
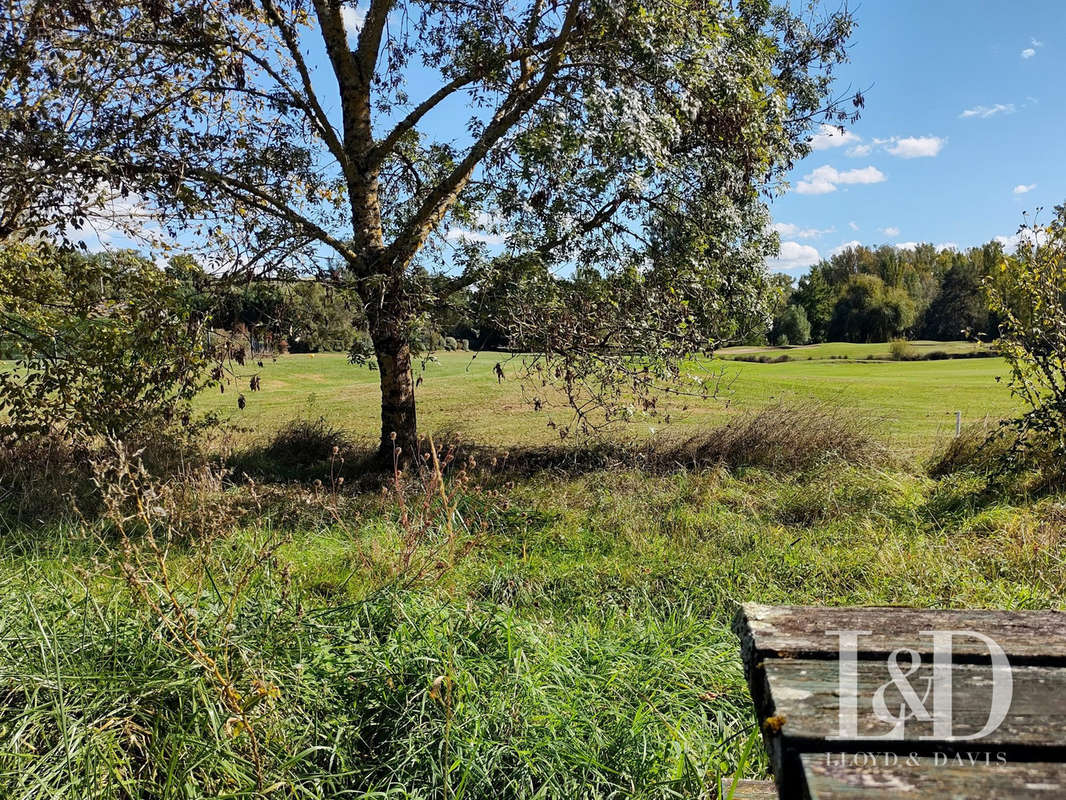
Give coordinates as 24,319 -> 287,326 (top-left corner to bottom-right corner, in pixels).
781,240 -> 1007,344
166,260 -> 364,353
792,269 -> 836,343
920,258 -> 990,340
772,305 -> 811,346
828,274 -> 915,343
0,245 -> 214,442
985,206 -> 1066,460
4,0 -> 858,455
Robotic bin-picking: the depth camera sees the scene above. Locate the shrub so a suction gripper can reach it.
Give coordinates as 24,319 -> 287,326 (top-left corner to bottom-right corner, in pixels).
927,419 -> 1065,489
926,419 -> 1020,478
262,417 -> 355,468
889,338 -> 917,361
985,205 -> 1066,462
444,336 -> 458,351
0,434 -> 91,518
0,244 -> 216,443
772,305 -> 811,346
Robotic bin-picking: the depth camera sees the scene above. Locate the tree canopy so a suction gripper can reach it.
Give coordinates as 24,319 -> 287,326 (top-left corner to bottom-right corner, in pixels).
771,241 -> 1009,345
3,0 -> 859,455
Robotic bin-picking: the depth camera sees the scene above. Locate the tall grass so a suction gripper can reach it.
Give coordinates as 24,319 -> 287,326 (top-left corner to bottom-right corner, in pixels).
0,405 -> 1063,798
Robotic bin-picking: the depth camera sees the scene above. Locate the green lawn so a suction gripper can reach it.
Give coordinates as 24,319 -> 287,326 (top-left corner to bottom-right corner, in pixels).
200,346 -> 1019,455
2,343 -> 1059,799
718,339 -> 990,360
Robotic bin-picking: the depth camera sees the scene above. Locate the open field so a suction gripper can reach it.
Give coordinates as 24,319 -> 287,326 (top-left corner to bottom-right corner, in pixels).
2,347 -> 1061,798
199,346 -> 1019,456
717,339 -> 991,360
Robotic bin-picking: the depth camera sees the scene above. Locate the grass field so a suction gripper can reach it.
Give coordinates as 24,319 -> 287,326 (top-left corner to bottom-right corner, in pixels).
2,344 -> 1061,799
717,339 -> 990,360
199,344 -> 1019,456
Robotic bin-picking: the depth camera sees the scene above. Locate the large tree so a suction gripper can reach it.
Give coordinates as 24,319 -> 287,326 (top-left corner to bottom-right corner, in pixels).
4,0 -> 858,456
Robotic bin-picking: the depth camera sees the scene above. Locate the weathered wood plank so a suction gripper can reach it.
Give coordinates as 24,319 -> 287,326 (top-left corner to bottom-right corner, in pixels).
734,604 -> 1066,666
756,658 -> 1066,796
803,754 -> 1066,799
719,777 -> 777,799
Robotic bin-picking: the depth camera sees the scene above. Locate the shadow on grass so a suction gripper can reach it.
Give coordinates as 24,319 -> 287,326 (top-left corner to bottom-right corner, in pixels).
227,403 -> 893,488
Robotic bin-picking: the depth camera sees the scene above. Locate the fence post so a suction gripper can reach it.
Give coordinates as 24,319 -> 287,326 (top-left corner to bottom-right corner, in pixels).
955,410 -> 962,437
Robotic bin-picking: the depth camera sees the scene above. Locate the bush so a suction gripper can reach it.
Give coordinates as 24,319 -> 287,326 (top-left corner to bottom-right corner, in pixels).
927,419 -> 1065,489
261,417 -> 355,468
985,205 -> 1066,461
0,244 -> 215,443
772,305 -> 810,346
926,420 -> 1020,478
889,338 -> 917,361
444,336 -> 458,351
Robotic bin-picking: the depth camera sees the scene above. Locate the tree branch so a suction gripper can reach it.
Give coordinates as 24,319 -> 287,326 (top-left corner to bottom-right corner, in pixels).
258,0 -> 350,178
182,166 -> 359,263
385,0 -> 582,273
367,37 -> 563,170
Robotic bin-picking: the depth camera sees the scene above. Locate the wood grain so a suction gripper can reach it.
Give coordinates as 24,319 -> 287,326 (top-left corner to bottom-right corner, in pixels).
803,754 -> 1066,799
734,604 -> 1066,666
757,658 -> 1066,795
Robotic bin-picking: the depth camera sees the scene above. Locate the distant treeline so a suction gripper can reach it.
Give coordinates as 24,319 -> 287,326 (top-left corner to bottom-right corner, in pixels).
0,241 -> 1011,364
766,240 -> 1007,346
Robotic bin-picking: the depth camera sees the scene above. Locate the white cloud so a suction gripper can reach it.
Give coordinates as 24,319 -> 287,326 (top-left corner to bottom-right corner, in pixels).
445,211 -> 507,246
830,240 -> 863,256
840,135 -> 945,159
65,191 -> 158,251
795,165 -> 886,195
895,242 -> 919,251
936,242 -> 958,251
880,226 -> 900,236
884,136 -> 946,158
341,5 -> 366,37
1021,37 -> 1043,59
768,241 -> 821,271
771,222 -> 834,239
960,103 -> 1016,119
995,228 -> 1045,251
809,123 -> 861,151
848,221 -> 859,231
1013,183 -> 1037,194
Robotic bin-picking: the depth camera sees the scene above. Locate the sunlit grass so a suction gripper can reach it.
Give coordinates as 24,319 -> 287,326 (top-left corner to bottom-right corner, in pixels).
197,348 -> 1018,456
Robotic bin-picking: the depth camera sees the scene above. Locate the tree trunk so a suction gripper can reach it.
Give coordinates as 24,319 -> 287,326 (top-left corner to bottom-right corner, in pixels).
371,320 -> 418,463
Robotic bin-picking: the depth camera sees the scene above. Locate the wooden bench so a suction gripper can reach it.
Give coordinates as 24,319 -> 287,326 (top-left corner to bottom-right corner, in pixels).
730,603 -> 1066,799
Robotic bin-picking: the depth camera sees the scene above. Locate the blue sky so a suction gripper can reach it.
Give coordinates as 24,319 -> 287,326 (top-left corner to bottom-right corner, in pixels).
767,0 -> 1066,275
82,1 -> 1066,275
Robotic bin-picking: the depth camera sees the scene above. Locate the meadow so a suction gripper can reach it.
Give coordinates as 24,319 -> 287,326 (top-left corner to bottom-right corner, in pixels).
2,345 -> 1063,799
199,344 -> 1016,455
